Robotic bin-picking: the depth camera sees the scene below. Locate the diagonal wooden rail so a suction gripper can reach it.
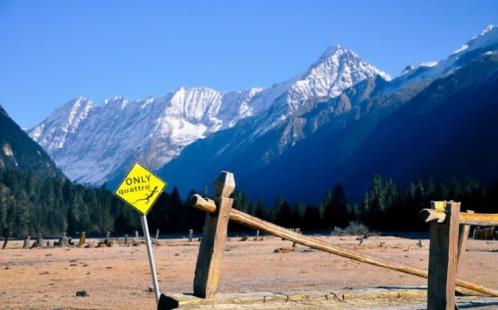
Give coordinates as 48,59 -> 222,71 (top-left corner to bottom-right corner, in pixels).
192,194 -> 498,297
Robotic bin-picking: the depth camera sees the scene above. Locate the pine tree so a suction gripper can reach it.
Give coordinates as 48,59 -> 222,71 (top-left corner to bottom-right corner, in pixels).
323,183 -> 349,229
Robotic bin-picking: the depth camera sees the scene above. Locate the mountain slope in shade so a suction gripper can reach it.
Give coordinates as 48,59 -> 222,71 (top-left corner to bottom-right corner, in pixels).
30,45 -> 388,186
0,105 -> 62,178
236,53 -> 498,202
339,53 -> 498,196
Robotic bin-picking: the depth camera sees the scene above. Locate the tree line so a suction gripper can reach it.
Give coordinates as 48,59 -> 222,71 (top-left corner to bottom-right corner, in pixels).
0,169 -> 138,237
1,168 -> 498,237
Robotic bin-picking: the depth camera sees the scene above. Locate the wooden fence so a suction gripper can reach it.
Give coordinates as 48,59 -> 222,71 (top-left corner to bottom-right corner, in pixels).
185,171 -> 498,310
420,201 -> 498,309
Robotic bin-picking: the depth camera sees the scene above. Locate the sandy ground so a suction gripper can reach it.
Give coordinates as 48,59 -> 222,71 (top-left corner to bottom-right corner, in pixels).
1,234 -> 497,309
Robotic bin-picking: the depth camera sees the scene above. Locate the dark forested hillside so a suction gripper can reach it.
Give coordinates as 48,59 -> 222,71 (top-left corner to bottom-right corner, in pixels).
0,169 -> 139,237
0,105 -> 62,178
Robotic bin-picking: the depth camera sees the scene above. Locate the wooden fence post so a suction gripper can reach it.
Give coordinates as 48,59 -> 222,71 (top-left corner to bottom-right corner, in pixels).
189,229 -> 193,242
155,229 -> 160,243
457,210 -> 473,270
427,201 -> 460,310
2,228 -> 12,249
193,171 -> 235,298
105,231 -> 111,247
23,235 -> 31,249
124,234 -> 129,246
37,234 -> 43,248
79,231 -> 86,247
57,232 -> 66,247
254,230 -> 260,241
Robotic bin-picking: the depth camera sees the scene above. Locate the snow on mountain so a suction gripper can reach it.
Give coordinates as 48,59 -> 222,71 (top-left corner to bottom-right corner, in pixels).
29,45 -> 388,185
452,25 -> 498,55
28,87 -> 261,184
398,24 -> 498,85
29,97 -> 95,150
286,45 -> 390,113
246,45 -> 391,138
401,61 -> 439,75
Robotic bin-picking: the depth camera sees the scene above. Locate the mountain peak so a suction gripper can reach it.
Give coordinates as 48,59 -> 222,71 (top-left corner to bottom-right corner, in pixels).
317,44 -> 346,59
279,45 -> 391,113
478,24 -> 497,38
309,45 -> 391,82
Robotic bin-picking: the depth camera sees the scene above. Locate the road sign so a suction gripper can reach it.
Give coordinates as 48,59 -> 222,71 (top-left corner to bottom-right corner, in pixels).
114,162 -> 167,215
114,162 -> 167,304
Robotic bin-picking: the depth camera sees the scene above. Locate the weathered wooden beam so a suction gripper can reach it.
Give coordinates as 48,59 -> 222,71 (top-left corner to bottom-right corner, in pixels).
193,171 -> 235,298
192,194 -> 498,297
420,208 -> 498,226
427,201 -> 460,310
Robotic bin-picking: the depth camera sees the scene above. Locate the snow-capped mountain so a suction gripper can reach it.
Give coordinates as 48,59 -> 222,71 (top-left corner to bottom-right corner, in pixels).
29,45 -> 388,185
29,87 -> 262,184
160,25 -> 498,203
249,45 -> 390,134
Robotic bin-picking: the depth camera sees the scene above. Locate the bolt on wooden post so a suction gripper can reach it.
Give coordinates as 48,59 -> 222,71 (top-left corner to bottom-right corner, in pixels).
427,201 -> 460,310
193,171 -> 235,298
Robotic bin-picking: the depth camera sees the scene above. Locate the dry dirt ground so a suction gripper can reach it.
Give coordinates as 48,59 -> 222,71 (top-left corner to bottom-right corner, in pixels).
1,234 -> 498,309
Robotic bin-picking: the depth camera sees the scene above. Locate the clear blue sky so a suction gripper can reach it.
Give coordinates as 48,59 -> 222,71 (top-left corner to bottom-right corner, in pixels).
1,1 -> 497,128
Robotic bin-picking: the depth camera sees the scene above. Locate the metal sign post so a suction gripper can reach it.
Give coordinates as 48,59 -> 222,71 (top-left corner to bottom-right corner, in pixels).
114,162 -> 168,306
141,214 -> 161,303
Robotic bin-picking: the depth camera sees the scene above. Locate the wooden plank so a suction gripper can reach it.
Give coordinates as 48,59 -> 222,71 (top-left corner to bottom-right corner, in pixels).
192,194 -> 498,297
420,209 -> 498,226
159,288 -> 429,309
193,171 -> 235,298
457,210 -> 473,269
427,202 -> 460,310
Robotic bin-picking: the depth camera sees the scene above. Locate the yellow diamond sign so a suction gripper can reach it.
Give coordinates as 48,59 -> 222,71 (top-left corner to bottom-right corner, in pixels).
114,163 -> 167,215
